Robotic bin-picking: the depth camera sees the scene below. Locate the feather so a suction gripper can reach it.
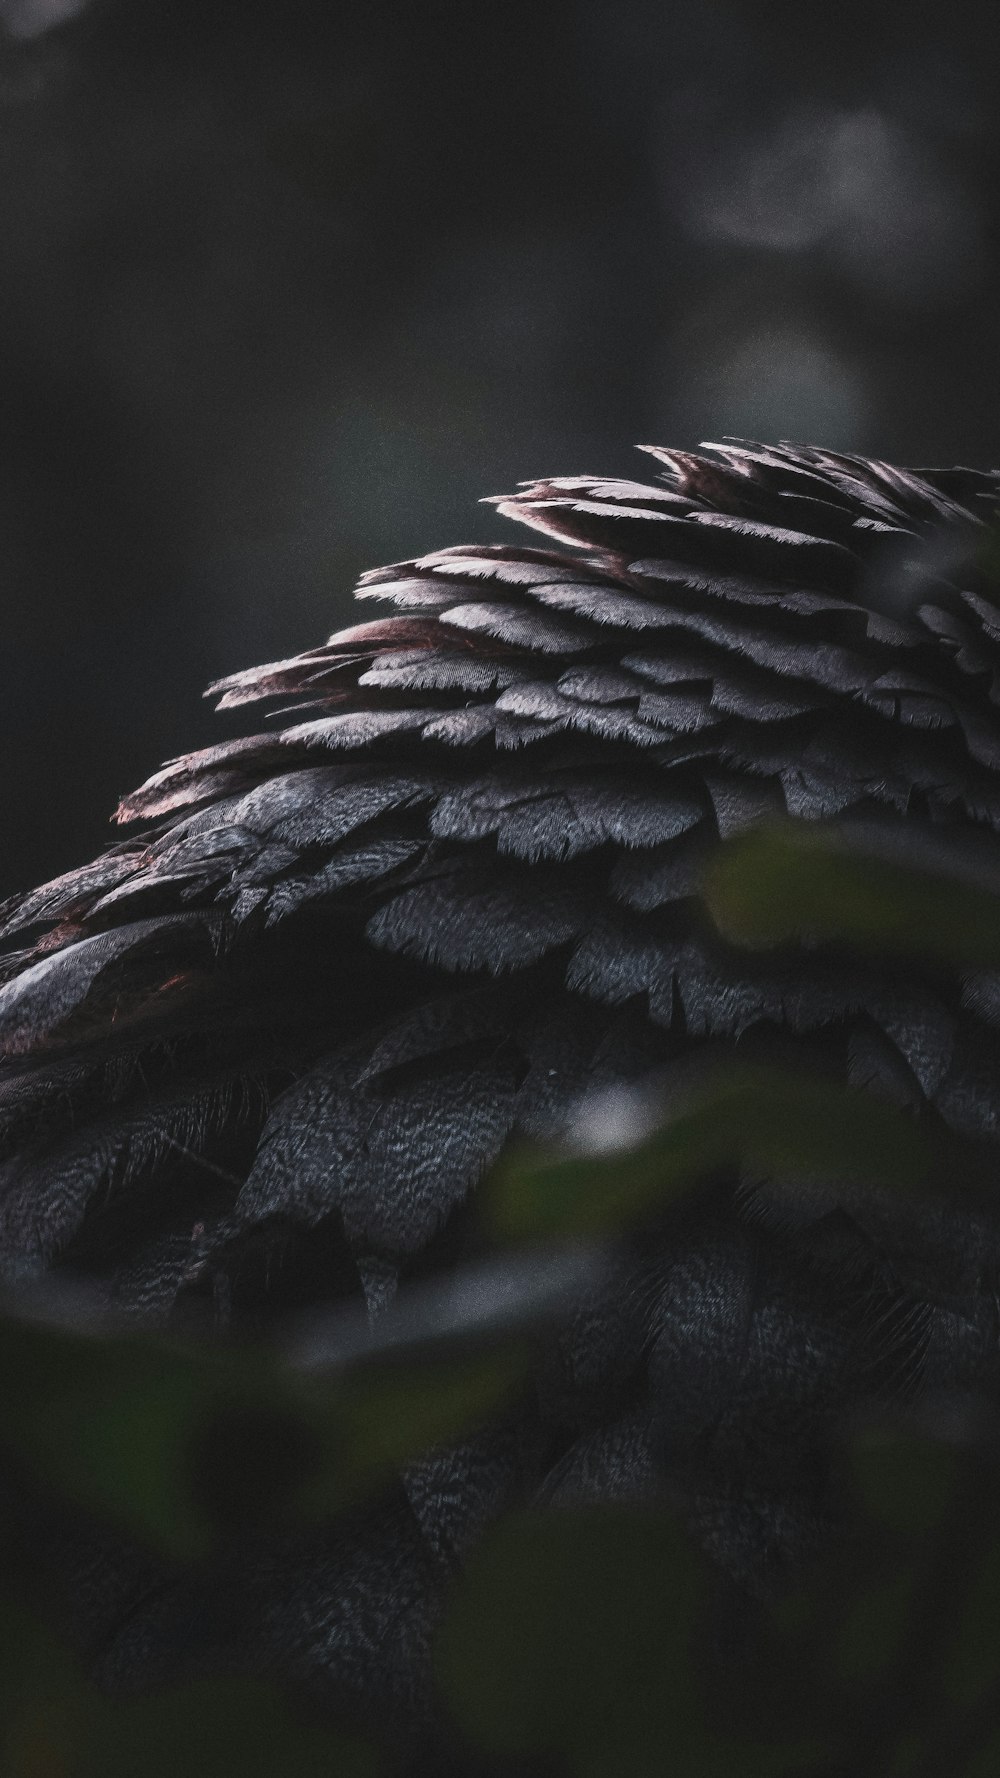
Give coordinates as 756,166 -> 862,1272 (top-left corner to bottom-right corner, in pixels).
261,838 -> 425,927
0,914 -> 217,1054
8,437 -> 1000,1744
357,986 -> 523,1084
529,580 -> 675,629
412,545 -> 606,586
439,600 -> 595,654
0,1068 -> 265,1281
356,575 -> 461,610
494,681 -> 666,747
0,847 -> 148,937
235,1043 -> 518,1259
116,735 -> 296,823
627,556 -> 856,618
609,831 -> 711,910
359,651 -> 528,693
365,859 -> 592,973
277,708 -> 443,752
421,706 -> 502,746
429,771 -> 703,863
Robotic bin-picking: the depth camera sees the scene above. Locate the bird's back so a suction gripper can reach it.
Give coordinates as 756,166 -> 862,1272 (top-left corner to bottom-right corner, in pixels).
3,440 -> 1000,1743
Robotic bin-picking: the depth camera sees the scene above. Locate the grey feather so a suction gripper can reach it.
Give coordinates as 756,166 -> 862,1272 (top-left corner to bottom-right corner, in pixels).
235,1045 -> 518,1259
365,860 -> 592,972
6,437 -> 1000,1745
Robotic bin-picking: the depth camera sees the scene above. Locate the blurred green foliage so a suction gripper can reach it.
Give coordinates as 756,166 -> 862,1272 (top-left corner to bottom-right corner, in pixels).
706,819 -> 1000,965
0,1597 -> 378,1778
4,817 -> 1000,1773
489,1064 -> 938,1241
0,1310 -> 528,1559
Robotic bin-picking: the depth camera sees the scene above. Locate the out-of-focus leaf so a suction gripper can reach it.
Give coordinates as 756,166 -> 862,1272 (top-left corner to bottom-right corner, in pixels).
434,1506 -> 700,1765
433,1505 -> 817,1775
944,1533 -> 1000,1708
294,1343 -> 529,1517
832,1570 -> 917,1685
487,1066 -> 934,1240
186,1347 -> 530,1530
705,820 -> 1000,965
882,1734 -> 924,1776
738,1421 -> 1000,1773
849,1428 -> 962,1537
0,1309 -> 229,1558
966,1732 -> 1000,1778
289,1247 -> 608,1367
0,1277 -> 534,1558
184,1396 -> 326,1533
0,1595 -> 379,1778
0,1595 -> 92,1778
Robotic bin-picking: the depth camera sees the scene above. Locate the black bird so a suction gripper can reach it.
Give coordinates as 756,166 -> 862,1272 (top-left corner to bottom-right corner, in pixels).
3,440 -> 1000,1742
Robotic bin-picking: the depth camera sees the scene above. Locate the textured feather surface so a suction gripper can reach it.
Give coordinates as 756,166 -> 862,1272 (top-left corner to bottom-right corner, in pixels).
4,439 -> 1000,1757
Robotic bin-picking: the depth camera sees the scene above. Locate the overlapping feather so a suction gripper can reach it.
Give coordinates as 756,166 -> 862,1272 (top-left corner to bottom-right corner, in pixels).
4,440 -> 1000,1734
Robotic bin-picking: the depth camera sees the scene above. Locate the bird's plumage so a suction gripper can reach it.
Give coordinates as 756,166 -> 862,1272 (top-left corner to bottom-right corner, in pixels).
4,440 -> 1000,1742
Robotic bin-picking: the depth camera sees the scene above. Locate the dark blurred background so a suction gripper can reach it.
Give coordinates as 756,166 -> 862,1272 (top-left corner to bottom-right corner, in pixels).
0,0 -> 997,896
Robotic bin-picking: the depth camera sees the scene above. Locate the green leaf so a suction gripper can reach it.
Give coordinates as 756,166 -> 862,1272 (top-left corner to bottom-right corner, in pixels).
0,1311 -> 229,1558
705,821 -> 1000,966
849,1429 -> 962,1538
944,1532 -> 1000,1708
881,1733 -> 924,1776
0,1284 -> 529,1560
832,1569 -> 918,1685
294,1343 -> 529,1516
435,1506 -> 827,1775
434,1507 -> 704,1763
965,1732 -> 1000,1778
0,1596 -> 379,1778
487,1066 -> 933,1241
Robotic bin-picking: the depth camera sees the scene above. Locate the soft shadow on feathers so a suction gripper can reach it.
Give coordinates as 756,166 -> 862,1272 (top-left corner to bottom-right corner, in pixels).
4,440 -> 1000,1749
